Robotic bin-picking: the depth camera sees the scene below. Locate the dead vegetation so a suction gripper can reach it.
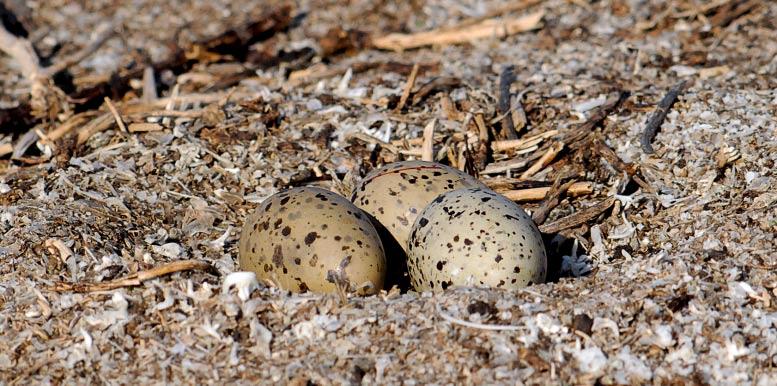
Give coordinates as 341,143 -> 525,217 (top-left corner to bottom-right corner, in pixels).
1,0 -> 776,384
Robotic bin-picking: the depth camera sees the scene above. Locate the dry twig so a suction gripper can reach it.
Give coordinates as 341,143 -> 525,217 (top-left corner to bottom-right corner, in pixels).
411,77 -> 462,106
502,182 -> 592,202
395,63 -> 420,111
641,80 -> 687,154
497,65 -> 518,140
43,22 -> 116,77
52,260 -> 218,293
539,197 -> 616,233
436,303 -> 520,331
103,97 -> 127,133
372,11 -> 544,51
492,130 -> 558,152
421,118 -> 436,162
566,91 -> 630,149
532,178 -> 576,225
520,142 -> 564,180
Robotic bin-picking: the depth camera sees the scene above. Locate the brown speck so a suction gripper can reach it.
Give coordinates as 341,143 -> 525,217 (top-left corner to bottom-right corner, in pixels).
304,232 -> 318,245
272,245 -> 283,266
282,226 -> 291,236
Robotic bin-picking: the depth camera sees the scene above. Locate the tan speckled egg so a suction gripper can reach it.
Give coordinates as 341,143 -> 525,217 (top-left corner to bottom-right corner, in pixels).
239,187 -> 386,294
350,161 -> 486,252
407,187 -> 547,292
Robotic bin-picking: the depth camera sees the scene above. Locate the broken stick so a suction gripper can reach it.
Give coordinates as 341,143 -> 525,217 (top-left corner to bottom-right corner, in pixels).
532,178 -> 576,225
372,11 -> 544,51
421,118 -> 436,162
52,260 -> 218,293
502,181 -> 592,202
641,80 -> 686,154
395,63 -> 419,111
520,142 -> 564,180
539,197 -> 616,234
498,65 -> 518,140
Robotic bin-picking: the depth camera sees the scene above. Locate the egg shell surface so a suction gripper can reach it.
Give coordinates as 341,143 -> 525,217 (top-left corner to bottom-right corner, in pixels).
407,187 -> 547,292
239,187 -> 386,294
351,160 -> 486,252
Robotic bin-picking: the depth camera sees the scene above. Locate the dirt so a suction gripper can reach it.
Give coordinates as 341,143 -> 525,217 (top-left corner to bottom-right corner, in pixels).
1,0 -> 775,384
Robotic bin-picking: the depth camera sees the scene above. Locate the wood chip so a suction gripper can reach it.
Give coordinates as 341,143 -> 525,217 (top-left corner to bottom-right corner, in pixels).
0,143 -> 13,158
421,118 -> 436,162
128,122 -> 164,132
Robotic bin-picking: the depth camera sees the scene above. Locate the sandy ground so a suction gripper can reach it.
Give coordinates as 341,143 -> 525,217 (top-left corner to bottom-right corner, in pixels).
1,0 -> 776,384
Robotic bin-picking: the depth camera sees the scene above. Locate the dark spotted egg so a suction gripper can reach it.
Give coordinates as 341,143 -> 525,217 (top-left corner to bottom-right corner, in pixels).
239,187 -> 386,294
351,161 -> 486,253
407,187 -> 547,292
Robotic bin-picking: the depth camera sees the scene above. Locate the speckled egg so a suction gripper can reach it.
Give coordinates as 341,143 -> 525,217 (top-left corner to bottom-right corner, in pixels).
351,161 -> 486,252
239,187 -> 386,294
407,187 -> 547,292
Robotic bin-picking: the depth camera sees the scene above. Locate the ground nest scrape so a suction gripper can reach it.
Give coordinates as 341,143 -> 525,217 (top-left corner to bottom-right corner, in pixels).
0,0 -> 776,384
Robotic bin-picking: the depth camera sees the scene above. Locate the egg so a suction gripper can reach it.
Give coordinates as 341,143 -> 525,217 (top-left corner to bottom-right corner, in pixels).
239,187 -> 386,294
407,187 -> 547,292
351,160 -> 486,252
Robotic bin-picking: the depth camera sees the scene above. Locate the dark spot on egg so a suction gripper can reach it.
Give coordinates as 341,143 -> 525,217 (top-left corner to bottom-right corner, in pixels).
281,226 -> 291,236
272,245 -> 283,266
304,232 -> 318,245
